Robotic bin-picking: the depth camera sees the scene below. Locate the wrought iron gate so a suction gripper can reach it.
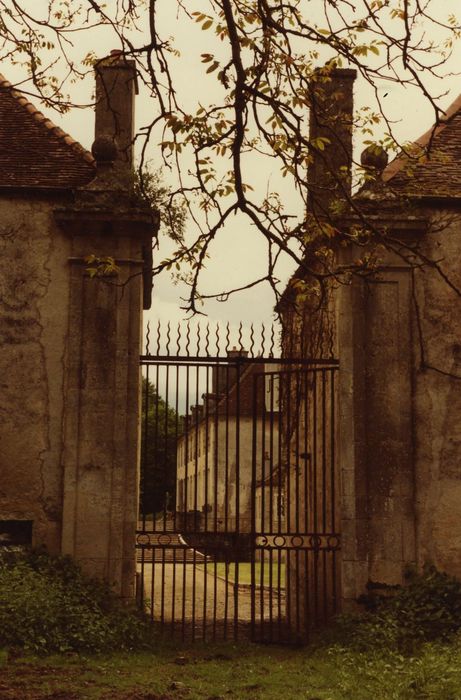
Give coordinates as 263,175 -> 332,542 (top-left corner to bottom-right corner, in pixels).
137,322 -> 339,643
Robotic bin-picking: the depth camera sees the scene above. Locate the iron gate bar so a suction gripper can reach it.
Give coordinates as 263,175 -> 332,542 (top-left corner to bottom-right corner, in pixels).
295,370 -> 301,640
311,390 -> 316,623
234,361 -> 241,639
250,372 -> 257,643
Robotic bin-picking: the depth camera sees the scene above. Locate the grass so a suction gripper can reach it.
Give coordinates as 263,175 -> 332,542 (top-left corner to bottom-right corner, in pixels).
2,638 -> 461,699
201,562 -> 286,587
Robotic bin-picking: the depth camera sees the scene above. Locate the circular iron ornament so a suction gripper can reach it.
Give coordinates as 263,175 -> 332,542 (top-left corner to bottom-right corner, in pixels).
309,534 -> 323,550
158,534 -> 172,546
291,535 -> 304,549
137,533 -> 150,546
327,535 -> 341,550
256,535 -> 268,547
273,535 -> 286,548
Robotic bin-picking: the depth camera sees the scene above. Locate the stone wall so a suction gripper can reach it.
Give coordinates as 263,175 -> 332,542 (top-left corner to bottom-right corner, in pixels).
281,204 -> 461,613
411,207 -> 461,578
0,184 -> 152,597
298,207 -> 461,608
0,195 -> 71,553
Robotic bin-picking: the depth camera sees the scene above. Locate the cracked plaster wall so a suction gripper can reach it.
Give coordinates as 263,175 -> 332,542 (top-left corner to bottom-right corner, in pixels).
412,208 -> 461,577
0,195 -> 70,551
337,209 -> 461,602
287,213 -> 461,611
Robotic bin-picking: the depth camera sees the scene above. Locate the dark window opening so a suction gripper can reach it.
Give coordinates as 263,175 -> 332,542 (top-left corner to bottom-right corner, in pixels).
0,520 -> 33,546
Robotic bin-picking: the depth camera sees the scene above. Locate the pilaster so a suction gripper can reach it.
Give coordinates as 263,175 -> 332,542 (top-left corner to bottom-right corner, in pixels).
338,243 -> 417,606
55,185 -> 156,597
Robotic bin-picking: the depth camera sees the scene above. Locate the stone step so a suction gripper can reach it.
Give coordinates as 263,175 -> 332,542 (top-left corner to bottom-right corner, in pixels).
137,548 -> 203,563
136,530 -> 208,564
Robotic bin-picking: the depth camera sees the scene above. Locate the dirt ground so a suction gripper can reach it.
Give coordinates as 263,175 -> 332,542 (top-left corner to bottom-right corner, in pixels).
0,659 -> 173,700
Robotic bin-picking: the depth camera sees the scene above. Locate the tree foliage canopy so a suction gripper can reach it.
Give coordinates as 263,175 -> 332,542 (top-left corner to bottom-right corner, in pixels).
140,378 -> 181,517
1,1 -> 460,311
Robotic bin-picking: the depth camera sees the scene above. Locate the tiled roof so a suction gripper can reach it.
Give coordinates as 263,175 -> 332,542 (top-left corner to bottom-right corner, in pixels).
0,74 -> 95,189
382,94 -> 461,197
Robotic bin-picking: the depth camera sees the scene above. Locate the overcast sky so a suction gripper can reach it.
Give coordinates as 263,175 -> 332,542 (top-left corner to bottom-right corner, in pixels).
5,1 -> 461,344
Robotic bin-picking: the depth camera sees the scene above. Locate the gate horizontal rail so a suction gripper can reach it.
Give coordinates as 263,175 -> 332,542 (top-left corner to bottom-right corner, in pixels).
140,354 -> 339,366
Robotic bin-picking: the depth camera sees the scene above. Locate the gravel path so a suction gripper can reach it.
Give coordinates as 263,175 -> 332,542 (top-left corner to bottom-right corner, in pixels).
137,562 -> 285,635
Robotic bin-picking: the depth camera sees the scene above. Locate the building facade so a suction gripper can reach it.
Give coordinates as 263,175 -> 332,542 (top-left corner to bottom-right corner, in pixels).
176,355 -> 282,535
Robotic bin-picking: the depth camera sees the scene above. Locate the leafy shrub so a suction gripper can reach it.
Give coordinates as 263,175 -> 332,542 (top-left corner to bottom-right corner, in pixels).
0,548 -> 153,654
333,566 -> 461,652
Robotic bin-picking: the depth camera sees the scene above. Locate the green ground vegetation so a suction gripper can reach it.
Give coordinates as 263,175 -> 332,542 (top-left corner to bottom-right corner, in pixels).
200,562 -> 286,587
3,552 -> 461,698
0,548 -> 153,654
2,639 -> 461,699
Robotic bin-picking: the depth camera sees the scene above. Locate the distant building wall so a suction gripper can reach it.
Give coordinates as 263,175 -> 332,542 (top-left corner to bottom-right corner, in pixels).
177,415 -> 280,533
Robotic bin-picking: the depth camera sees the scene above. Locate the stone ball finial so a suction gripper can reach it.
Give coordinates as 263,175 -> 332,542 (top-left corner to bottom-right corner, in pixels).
360,144 -> 389,173
91,136 -> 117,163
